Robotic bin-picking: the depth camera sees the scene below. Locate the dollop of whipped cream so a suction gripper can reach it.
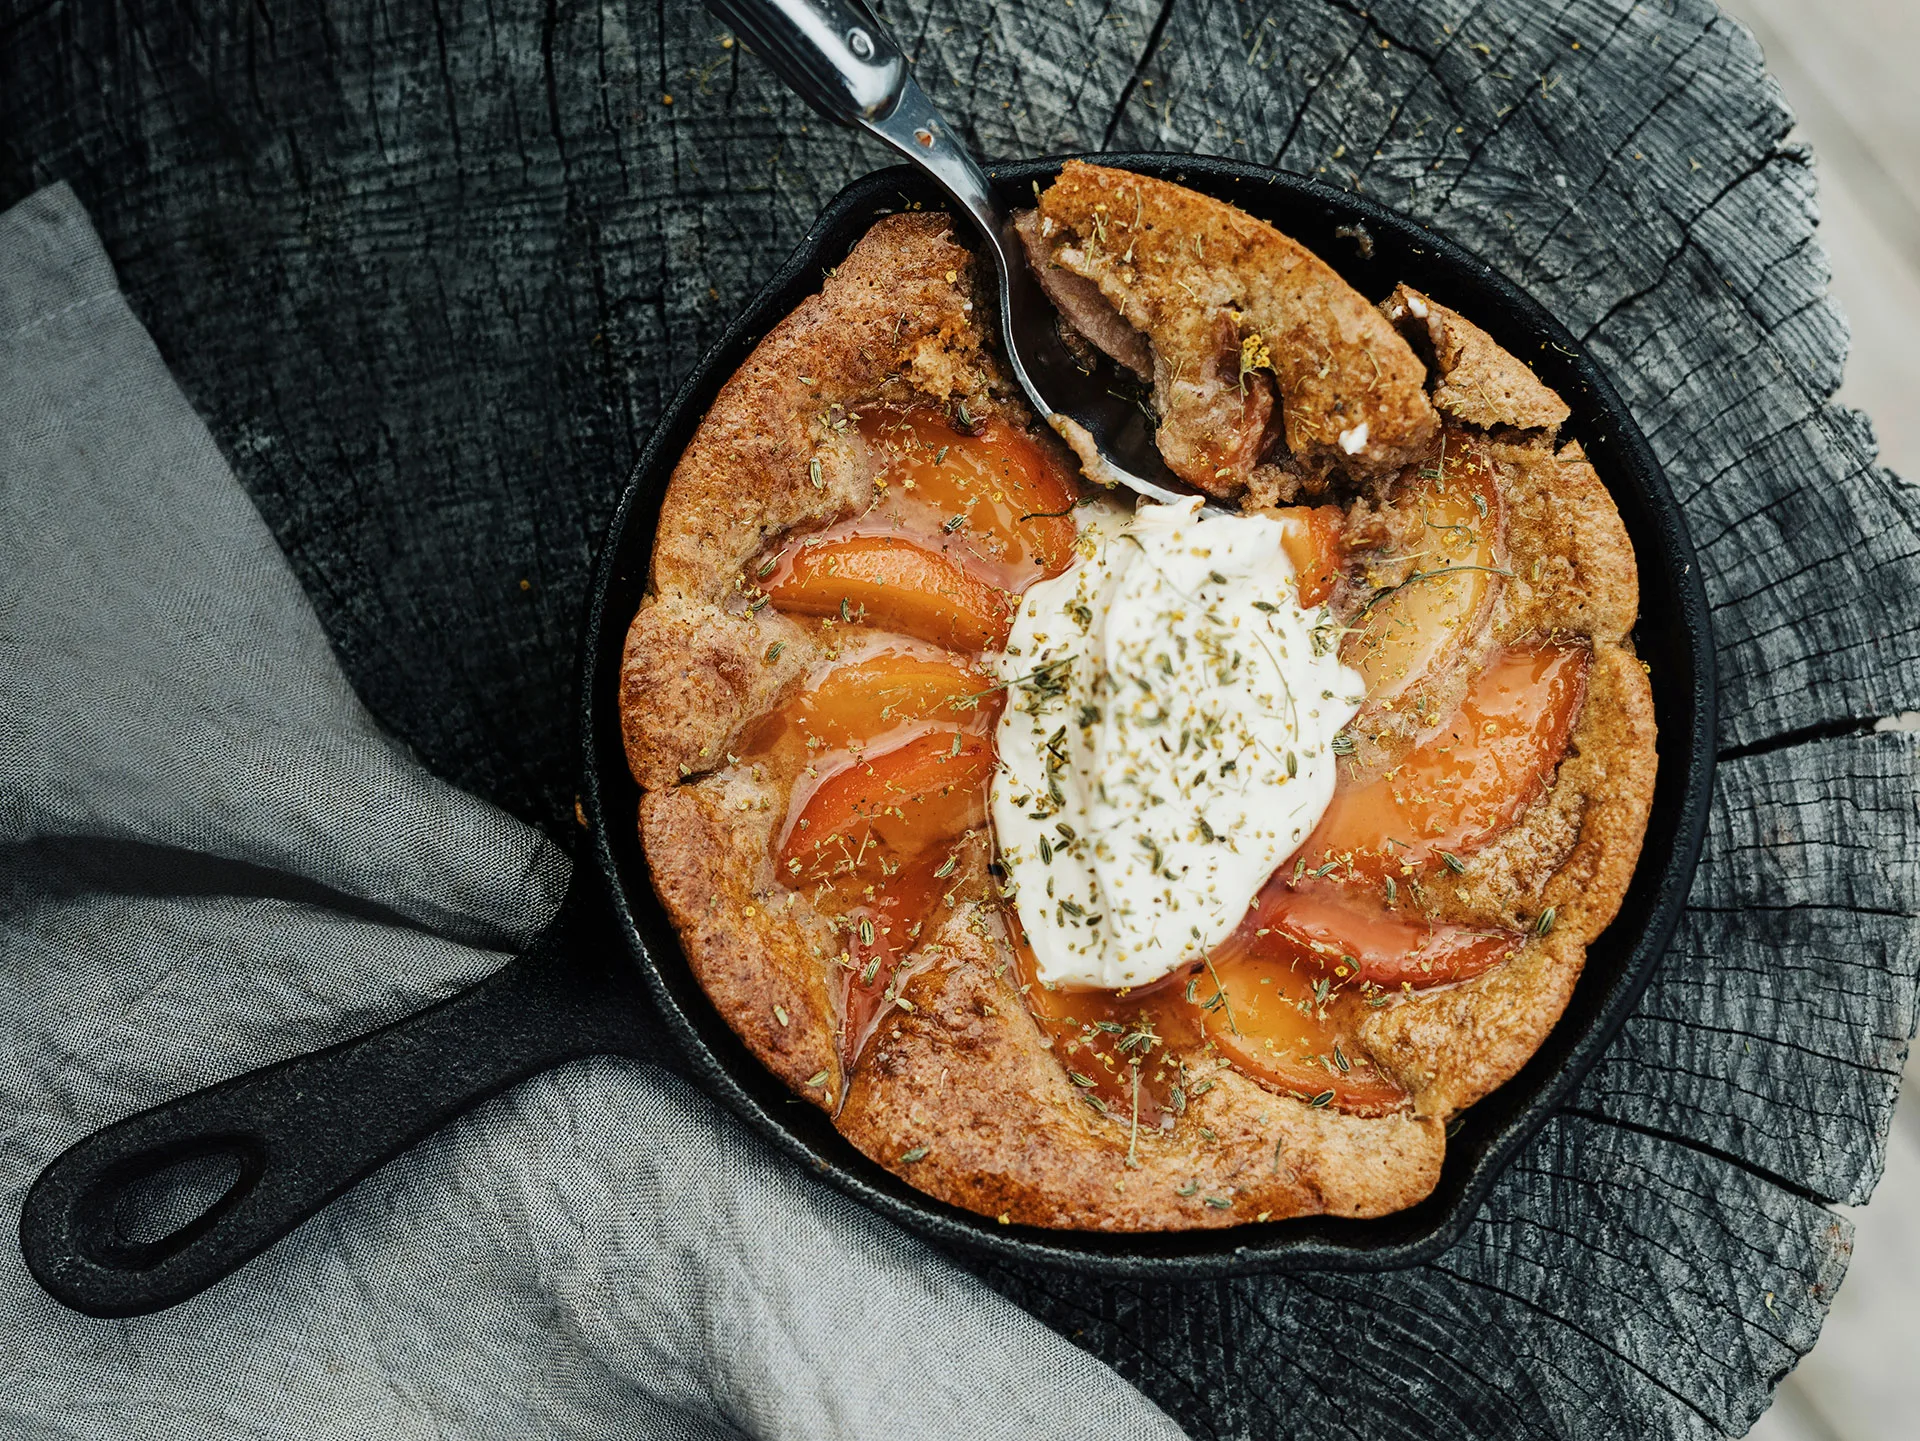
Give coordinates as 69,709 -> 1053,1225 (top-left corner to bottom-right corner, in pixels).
990,497 -> 1364,990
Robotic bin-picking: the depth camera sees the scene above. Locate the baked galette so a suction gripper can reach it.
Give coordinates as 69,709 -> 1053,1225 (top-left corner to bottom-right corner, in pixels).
621,162 -> 1656,1229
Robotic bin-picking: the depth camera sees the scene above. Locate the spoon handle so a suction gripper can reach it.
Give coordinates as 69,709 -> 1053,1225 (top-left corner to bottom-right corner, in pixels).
706,0 -> 1006,260
709,0 -> 1203,508
705,0 -> 900,127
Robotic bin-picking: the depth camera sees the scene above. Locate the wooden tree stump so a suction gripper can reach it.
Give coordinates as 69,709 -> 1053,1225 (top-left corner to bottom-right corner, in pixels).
5,1 -> 1916,1434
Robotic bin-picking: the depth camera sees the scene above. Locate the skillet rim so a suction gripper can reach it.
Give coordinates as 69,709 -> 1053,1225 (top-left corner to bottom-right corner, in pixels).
579,152 -> 1717,1277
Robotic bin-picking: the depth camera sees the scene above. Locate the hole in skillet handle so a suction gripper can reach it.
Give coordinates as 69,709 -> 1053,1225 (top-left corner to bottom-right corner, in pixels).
20,872 -> 661,1317
584,154 -> 1717,1277
93,1139 -> 260,1265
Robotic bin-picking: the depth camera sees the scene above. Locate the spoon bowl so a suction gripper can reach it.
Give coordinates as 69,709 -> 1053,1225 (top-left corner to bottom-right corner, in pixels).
707,0 -> 1217,509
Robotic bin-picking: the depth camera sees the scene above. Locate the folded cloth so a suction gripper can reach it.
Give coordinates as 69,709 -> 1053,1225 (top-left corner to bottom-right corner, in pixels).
0,183 -> 1183,1441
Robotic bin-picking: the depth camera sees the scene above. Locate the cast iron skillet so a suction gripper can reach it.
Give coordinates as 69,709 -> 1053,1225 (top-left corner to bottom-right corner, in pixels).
20,154 -> 1717,1318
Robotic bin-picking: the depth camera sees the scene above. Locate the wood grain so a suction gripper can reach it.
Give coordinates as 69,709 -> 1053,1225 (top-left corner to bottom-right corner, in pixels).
2,0 -> 1915,1435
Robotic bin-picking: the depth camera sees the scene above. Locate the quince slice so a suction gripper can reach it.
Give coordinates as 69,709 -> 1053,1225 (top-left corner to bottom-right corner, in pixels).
1229,873 -> 1520,990
1307,643 -> 1590,881
749,651 -> 997,756
1011,932 -> 1200,1131
859,408 -> 1082,578
779,728 -> 993,886
1266,504 -> 1345,608
1343,435 -> 1503,706
764,535 -> 1016,652
1194,951 -> 1406,1113
837,847 -> 958,1072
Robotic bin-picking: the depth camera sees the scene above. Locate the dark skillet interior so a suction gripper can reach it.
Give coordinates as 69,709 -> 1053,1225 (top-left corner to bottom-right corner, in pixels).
581,153 -> 1717,1277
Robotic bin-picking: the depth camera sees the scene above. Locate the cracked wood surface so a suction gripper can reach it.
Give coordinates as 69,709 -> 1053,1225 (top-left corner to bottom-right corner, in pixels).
3,0 -> 1916,1435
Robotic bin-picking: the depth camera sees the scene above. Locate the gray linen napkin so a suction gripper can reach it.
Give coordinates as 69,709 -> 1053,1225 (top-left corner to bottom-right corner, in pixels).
0,182 -> 1183,1441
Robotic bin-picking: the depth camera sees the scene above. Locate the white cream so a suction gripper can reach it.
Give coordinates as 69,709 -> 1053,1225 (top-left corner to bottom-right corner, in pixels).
990,498 -> 1364,990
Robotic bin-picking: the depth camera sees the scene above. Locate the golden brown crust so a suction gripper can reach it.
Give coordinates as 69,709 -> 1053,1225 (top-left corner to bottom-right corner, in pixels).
621,213 -> 998,790
1382,282 -> 1573,437
623,197 -> 1655,1232
642,776 -> 844,1100
1499,438 -> 1641,643
1032,161 -> 1438,495
835,912 -> 1443,1229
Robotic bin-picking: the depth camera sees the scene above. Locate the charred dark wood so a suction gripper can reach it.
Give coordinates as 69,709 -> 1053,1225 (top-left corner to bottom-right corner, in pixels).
3,0 -> 1914,1435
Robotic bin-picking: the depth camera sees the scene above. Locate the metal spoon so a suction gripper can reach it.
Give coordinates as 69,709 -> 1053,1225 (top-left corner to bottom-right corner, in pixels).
707,0 -> 1221,512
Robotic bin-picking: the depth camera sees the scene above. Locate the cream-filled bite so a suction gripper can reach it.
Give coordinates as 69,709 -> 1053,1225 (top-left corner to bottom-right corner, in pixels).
991,498 -> 1365,990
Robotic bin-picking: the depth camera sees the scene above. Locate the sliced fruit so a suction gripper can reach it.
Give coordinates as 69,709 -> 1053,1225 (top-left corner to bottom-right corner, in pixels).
1268,505 -> 1345,608
1190,951 -> 1406,1113
859,408 -> 1082,577
1154,315 -> 1277,494
747,651 -> 999,761
779,728 -> 993,885
1014,208 -> 1153,378
1305,643 -> 1590,881
837,848 -> 962,1071
1342,435 -> 1503,701
765,535 -> 1016,652
1011,930 -> 1201,1130
1226,872 -> 1521,990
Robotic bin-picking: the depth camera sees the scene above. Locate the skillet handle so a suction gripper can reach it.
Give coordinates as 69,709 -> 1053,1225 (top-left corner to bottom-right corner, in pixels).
19,877 -> 654,1318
